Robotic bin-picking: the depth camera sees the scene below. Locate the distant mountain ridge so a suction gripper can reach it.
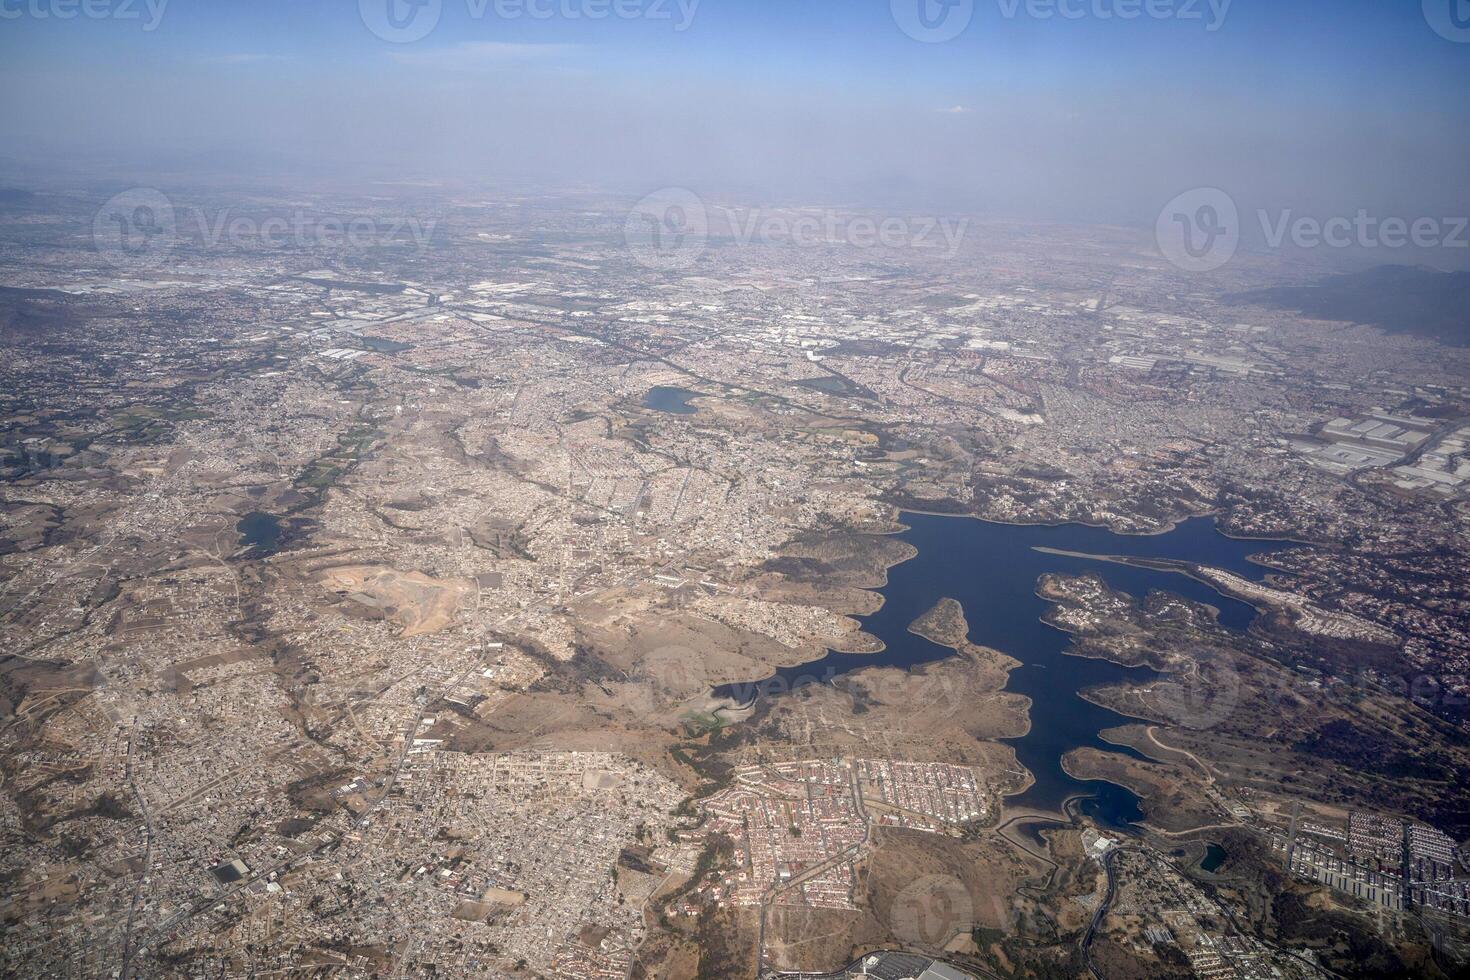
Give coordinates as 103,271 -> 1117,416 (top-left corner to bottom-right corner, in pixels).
1228,265 -> 1470,346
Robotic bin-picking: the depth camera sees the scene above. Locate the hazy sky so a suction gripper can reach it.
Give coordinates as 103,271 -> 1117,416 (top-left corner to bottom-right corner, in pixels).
2,0 -> 1468,231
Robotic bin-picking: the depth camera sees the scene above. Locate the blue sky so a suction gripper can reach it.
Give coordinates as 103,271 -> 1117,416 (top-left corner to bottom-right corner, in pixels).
4,0 -> 1465,91
1,0 -> 1467,223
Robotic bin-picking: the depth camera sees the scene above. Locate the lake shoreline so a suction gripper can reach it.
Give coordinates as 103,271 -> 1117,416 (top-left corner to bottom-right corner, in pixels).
712,511 -> 1296,828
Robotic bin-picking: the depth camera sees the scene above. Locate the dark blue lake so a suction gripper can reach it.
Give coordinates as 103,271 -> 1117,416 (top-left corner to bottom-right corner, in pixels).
716,514 -> 1296,829
643,386 -> 700,414
237,511 -> 284,556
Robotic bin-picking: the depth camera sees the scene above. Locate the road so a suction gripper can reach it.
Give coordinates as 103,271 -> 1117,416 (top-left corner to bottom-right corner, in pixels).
1081,846 -> 1121,980
117,730 -> 156,980
756,765 -> 872,974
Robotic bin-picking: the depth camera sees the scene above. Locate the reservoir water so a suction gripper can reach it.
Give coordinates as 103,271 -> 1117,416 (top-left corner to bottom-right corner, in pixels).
237,511 -> 284,556
716,514 -> 1296,829
643,386 -> 701,414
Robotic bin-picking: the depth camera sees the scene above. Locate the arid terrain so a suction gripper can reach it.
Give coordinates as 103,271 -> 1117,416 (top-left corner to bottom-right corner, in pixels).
1,181 -> 1468,979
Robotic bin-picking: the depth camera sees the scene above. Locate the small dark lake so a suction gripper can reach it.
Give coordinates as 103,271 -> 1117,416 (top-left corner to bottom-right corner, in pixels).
795,375 -> 868,398
360,336 -> 412,353
237,511 -> 284,555
643,386 -> 700,414
1201,842 -> 1228,872
715,514 -> 1296,830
